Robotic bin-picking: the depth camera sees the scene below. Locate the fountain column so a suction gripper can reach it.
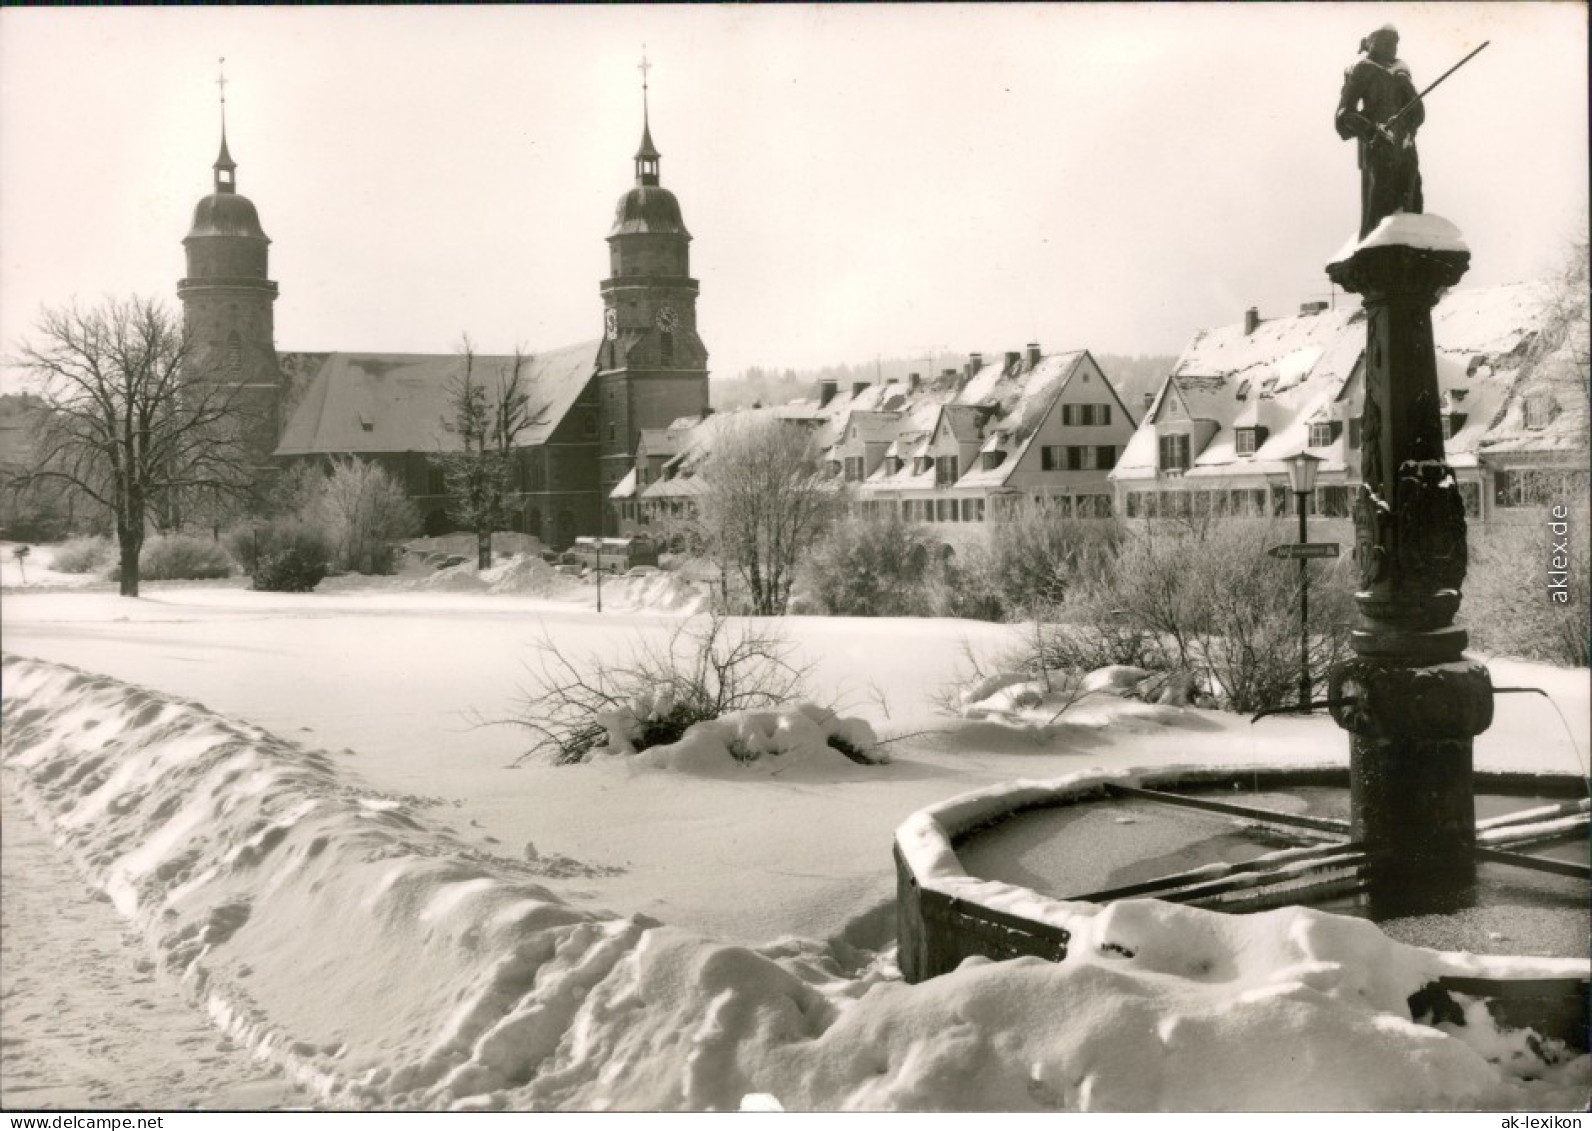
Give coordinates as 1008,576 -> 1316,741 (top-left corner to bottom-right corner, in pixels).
1325,216 -> 1494,916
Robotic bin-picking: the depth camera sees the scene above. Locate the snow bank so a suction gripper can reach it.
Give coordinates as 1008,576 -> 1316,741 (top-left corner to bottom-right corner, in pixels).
409,554 -> 706,612
596,570 -> 710,614
0,540 -> 103,590
957,666 -> 1209,725
3,654 -> 1587,1112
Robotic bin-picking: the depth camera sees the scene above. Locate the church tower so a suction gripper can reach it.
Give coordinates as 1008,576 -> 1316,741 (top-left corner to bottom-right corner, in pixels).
177,71 -> 280,464
596,59 -> 709,529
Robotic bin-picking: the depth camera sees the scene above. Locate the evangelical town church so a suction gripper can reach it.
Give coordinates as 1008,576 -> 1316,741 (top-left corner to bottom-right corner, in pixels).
180,81 -> 709,549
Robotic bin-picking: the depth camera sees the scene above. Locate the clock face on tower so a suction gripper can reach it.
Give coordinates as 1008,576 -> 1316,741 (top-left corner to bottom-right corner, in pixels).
603,308 -> 618,339
655,306 -> 680,333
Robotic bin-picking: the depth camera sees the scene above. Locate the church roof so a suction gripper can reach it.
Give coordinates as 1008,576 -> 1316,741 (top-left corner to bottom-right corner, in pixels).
275,340 -> 601,457
186,192 -> 269,241
610,185 -> 689,238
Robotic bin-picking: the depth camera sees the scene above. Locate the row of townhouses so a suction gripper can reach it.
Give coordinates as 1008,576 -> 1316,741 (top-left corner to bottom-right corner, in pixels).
612,280 -> 1586,534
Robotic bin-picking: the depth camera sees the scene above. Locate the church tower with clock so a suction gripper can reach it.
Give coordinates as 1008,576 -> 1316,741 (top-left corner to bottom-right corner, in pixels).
178,74 -> 281,466
596,65 -> 709,526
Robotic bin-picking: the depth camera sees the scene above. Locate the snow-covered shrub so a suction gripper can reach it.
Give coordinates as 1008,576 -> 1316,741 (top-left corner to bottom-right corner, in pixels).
628,703 -> 885,772
241,521 -> 331,592
507,614 -> 815,765
1466,504 -> 1590,667
312,457 -> 419,575
802,515 -> 938,616
49,534 -> 113,574
252,544 -> 328,593
108,533 -> 232,581
983,507 -> 1122,615
1053,520 -> 1355,713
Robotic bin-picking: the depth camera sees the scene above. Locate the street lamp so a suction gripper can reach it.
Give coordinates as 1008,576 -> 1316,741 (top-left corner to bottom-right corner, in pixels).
1283,451 -> 1325,711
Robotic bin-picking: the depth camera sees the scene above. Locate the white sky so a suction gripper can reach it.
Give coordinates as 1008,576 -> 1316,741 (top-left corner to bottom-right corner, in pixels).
0,3 -> 1585,386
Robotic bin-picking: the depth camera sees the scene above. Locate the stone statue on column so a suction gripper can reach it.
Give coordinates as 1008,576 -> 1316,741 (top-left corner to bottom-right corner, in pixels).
1336,25 -> 1425,238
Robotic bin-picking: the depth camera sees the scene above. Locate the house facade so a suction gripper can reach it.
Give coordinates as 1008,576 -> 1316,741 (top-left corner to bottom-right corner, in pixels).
612,345 -> 1139,531
1110,285 -> 1589,522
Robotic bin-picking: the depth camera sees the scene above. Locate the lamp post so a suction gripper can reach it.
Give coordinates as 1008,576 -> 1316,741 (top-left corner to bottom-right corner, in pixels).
1283,451 -> 1324,711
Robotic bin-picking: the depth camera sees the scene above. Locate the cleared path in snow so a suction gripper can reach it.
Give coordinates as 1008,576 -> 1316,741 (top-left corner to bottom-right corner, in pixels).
0,787 -> 302,1111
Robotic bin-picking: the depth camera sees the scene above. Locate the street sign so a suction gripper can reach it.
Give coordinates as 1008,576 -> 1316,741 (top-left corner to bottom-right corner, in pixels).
1268,542 -> 1341,560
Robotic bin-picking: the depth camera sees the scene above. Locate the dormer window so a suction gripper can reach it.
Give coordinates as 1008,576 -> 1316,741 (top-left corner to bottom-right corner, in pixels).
1236,428 -> 1259,456
982,450 -> 1006,471
1442,413 -> 1468,440
1159,432 -> 1192,472
1523,394 -> 1558,430
1308,422 -> 1336,448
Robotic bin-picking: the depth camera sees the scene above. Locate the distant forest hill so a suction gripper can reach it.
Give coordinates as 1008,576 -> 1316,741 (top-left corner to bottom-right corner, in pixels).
712,352 -> 1177,418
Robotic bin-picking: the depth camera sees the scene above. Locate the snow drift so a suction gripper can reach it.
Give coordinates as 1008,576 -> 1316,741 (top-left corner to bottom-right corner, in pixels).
2,653 -> 1586,1111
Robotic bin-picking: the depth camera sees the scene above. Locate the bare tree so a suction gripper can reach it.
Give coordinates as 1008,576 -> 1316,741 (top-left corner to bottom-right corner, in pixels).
692,415 -> 845,615
10,297 -> 250,596
432,335 -> 531,569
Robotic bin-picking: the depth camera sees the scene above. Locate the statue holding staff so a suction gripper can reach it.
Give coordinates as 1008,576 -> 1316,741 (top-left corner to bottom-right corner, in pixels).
1336,25 -> 1424,238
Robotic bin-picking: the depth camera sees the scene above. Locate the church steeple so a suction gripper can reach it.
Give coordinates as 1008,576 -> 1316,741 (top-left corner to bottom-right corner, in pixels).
597,49 -> 708,537
214,58 -> 237,193
634,49 -> 660,186
180,59 -> 280,465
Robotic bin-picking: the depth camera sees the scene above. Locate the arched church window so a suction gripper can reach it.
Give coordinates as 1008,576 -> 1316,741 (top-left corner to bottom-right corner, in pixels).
660,331 -> 674,366
227,332 -> 243,379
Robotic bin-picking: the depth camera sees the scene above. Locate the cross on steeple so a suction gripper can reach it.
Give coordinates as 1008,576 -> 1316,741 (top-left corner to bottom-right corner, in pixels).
633,48 -> 660,186
213,57 -> 236,192
217,57 -> 228,128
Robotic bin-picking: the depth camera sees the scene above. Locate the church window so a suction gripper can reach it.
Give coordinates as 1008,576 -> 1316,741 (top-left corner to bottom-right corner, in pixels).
660,332 -> 674,366
227,332 -> 242,379
583,415 -> 597,437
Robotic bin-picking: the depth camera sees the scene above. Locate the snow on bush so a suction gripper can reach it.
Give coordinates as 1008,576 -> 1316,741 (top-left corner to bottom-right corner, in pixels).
2,654 -> 1587,1111
508,615 -> 815,765
48,535 -> 115,574
597,699 -> 882,773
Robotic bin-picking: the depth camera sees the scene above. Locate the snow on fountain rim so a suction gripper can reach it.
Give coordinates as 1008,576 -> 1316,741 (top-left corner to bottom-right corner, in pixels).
895,766 -> 1591,983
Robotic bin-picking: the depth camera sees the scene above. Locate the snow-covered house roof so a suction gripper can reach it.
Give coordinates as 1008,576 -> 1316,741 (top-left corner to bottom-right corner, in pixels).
1113,282 -> 1575,484
609,466 -> 639,501
637,346 -> 1138,502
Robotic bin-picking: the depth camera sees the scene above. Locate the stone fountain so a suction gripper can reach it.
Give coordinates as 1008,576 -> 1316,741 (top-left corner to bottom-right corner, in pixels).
894,30 -> 1588,1050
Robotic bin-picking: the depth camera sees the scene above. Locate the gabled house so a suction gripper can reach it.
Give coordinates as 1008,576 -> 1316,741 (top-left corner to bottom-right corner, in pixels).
617,344 -> 1140,529
1110,284 -> 1587,521
861,348 -> 1137,522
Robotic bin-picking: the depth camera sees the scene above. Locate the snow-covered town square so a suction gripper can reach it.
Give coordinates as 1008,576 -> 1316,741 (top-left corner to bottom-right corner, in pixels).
2,3 -> 1588,1117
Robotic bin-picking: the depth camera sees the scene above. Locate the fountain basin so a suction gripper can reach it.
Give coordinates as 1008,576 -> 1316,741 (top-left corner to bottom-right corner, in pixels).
894,764 -> 1589,1048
